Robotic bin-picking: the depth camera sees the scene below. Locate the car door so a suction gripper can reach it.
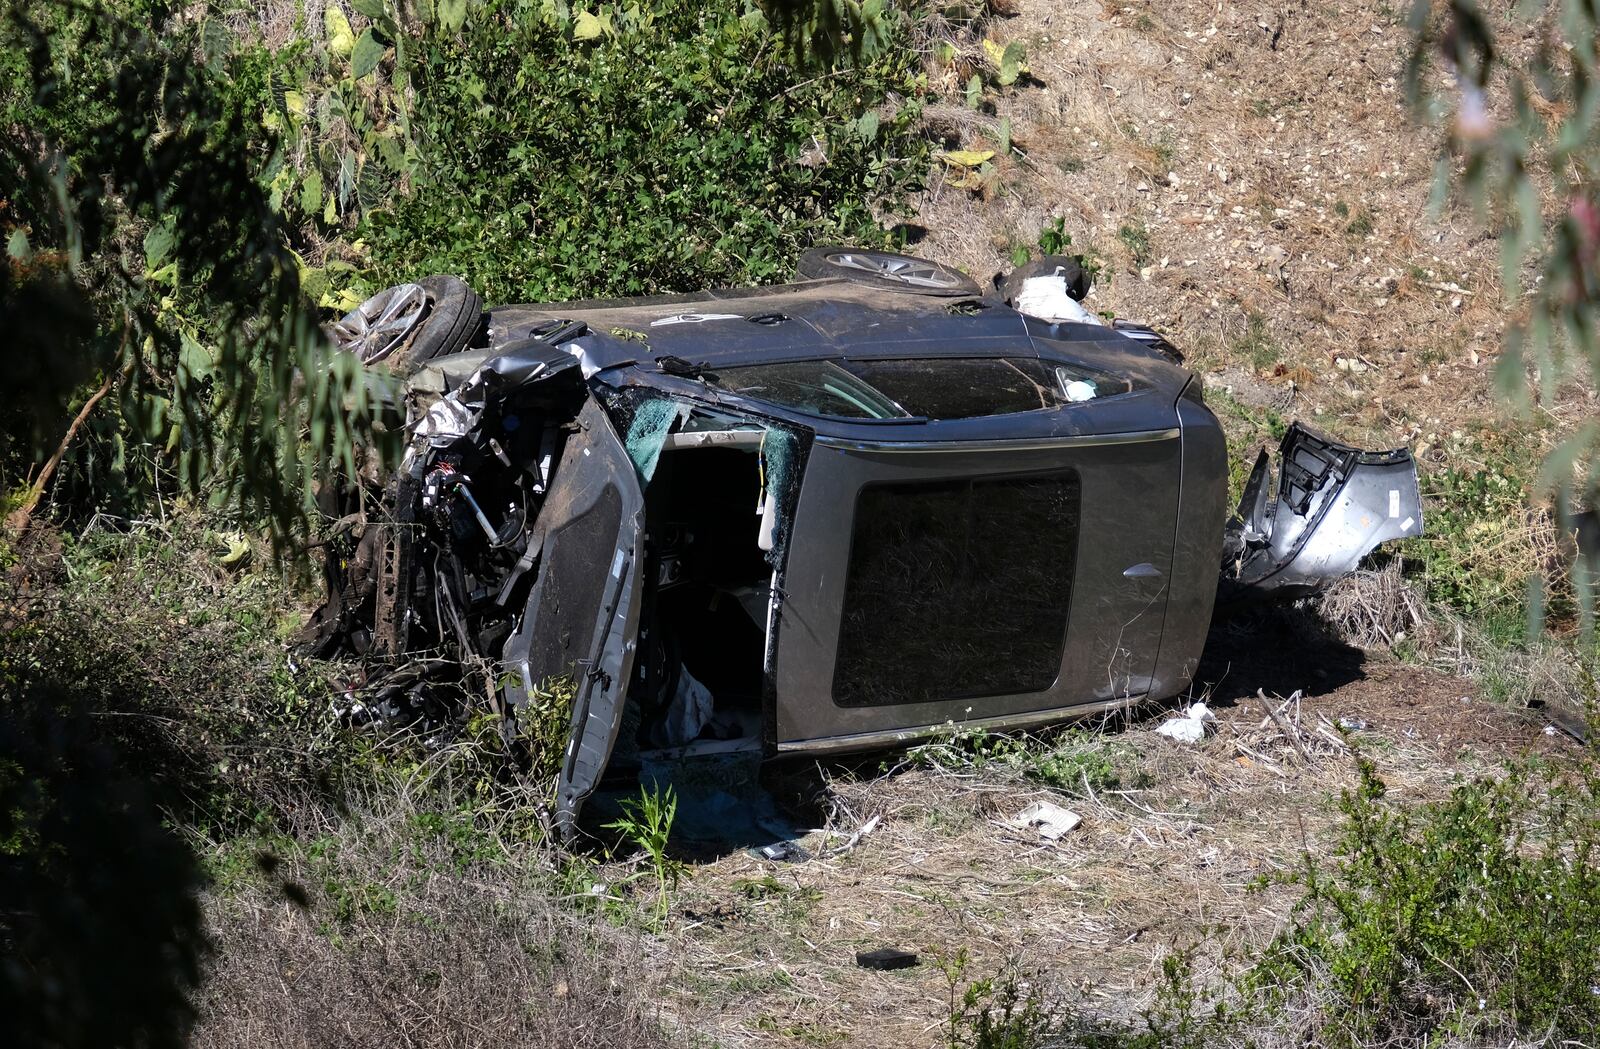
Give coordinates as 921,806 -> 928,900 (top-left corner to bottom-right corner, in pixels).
771,413 -> 1184,749
501,395 -> 645,837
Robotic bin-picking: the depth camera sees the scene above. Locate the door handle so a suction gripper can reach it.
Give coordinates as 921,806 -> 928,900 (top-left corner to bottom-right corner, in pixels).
1122,562 -> 1163,580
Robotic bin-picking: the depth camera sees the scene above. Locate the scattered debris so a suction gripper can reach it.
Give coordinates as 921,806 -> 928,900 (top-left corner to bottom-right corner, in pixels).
1231,689 -> 1354,768
748,840 -> 810,863
1007,800 -> 1083,840
855,947 -> 919,971
1154,701 -> 1216,744
1254,689 -> 1310,761
825,814 -> 882,858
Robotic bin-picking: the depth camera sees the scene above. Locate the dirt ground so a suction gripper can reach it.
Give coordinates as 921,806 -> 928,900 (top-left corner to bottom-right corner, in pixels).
908,0 -> 1561,463
627,612 -> 1570,1048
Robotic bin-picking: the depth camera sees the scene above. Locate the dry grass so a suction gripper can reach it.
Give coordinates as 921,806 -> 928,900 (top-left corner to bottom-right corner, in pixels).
908,0 -> 1578,470
634,664 -> 1562,1046
191,785 -> 681,1049
1314,561 -> 1428,650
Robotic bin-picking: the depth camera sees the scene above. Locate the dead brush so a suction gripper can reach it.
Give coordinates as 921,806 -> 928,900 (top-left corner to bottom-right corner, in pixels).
1314,559 -> 1429,650
193,785 -> 676,1049
910,1 -> 1011,94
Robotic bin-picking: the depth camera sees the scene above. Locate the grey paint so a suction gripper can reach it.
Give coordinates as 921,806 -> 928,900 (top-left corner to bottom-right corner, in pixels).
1148,392 -> 1229,699
500,396 -> 646,837
772,425 -> 1181,746
465,276 -> 1417,825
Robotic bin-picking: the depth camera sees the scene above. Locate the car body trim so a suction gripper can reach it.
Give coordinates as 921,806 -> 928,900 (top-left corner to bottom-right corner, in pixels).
773,694 -> 1149,755
813,427 -> 1180,454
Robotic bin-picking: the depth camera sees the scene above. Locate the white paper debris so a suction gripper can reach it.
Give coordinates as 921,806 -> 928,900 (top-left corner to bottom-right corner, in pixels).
1008,800 -> 1082,840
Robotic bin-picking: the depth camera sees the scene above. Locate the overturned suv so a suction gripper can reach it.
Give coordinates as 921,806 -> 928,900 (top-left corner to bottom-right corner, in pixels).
309,249 -> 1422,835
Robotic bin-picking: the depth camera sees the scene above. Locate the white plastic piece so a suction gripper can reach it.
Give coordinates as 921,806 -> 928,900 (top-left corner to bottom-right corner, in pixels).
1154,702 -> 1216,744
1007,800 -> 1082,840
1063,379 -> 1098,402
757,490 -> 778,551
1013,274 -> 1104,326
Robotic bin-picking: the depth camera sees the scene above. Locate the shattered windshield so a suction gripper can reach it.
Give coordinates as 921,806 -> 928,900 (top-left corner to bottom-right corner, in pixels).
706,357 -> 1122,420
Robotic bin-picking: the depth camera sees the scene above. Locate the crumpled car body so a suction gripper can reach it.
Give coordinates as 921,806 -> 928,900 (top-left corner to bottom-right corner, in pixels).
313,259 -> 1422,836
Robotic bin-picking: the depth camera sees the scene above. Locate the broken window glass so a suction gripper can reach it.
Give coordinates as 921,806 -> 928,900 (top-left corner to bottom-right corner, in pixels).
704,360 -> 909,419
706,358 -> 1126,421
832,471 -> 1081,707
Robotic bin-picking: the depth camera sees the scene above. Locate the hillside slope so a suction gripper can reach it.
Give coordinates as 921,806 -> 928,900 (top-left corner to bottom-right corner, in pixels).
917,0 -> 1514,457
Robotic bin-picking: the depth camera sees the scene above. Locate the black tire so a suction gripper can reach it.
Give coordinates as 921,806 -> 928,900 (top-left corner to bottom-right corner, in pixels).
330,275 -> 485,374
393,275 -> 483,373
795,247 -> 981,297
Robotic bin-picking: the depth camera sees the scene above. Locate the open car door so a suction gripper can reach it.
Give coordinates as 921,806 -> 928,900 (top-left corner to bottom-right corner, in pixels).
501,394 -> 645,838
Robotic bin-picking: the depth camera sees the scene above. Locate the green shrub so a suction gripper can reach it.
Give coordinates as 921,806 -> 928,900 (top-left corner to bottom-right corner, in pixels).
1116,220 -> 1151,268
0,518 -> 352,832
348,0 -> 927,303
1255,753 -> 1600,1044
604,781 -> 684,927
237,0 -> 931,306
907,725 -> 1137,797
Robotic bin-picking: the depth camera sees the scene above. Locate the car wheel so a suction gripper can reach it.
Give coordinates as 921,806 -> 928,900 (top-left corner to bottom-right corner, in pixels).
330,275 -> 484,373
795,247 -> 981,297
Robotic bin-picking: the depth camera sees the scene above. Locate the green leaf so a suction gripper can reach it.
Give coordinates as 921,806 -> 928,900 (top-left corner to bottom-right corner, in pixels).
143,222 -> 174,268
200,19 -> 232,67
572,9 -> 609,40
300,264 -> 331,305
437,0 -> 467,32
351,28 -> 385,79
965,73 -> 983,109
301,171 -> 324,215
8,227 -> 31,261
325,4 -> 355,57
372,130 -> 409,174
1000,41 -> 1026,86
179,333 -> 215,381
350,0 -> 387,19
855,111 -> 879,143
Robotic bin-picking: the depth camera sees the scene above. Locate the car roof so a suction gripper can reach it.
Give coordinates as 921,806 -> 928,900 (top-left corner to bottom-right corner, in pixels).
489,278 -> 1126,368
476,278 -> 1194,440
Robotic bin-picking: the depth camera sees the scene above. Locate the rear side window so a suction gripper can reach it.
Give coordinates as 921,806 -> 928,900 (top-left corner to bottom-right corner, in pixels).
706,357 -> 1126,420
832,471 -> 1080,707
